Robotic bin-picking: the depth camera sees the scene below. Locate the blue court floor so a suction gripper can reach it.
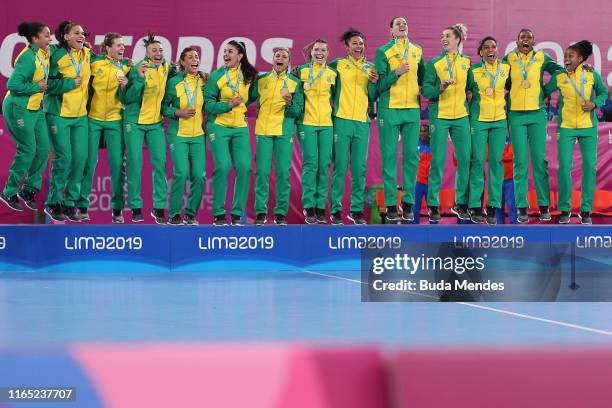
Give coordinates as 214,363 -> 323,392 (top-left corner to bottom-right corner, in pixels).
1,269 -> 611,346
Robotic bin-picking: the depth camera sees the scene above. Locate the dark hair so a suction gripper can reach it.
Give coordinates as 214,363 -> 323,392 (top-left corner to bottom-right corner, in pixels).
477,36 -> 497,54
389,16 -> 406,28
178,46 -> 198,71
568,40 -> 593,62
340,27 -> 365,46
100,32 -> 122,56
302,38 -> 328,63
517,28 -> 534,39
227,40 -> 258,85
17,22 -> 47,44
444,23 -> 468,45
143,32 -> 161,48
55,20 -> 82,48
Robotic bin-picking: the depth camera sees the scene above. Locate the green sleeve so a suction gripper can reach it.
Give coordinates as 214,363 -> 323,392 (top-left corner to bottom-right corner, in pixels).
167,63 -> 178,79
115,60 -> 131,102
121,63 -> 145,104
417,56 -> 426,86
543,73 -> 559,98
90,52 -> 105,63
466,68 -> 475,92
285,78 -> 303,118
422,59 -> 441,100
7,53 -> 41,95
593,71 -> 609,108
542,52 -> 563,75
246,76 -> 259,106
375,47 -> 399,94
46,50 -> 76,95
203,73 -> 231,115
162,79 -> 178,118
368,81 -> 378,102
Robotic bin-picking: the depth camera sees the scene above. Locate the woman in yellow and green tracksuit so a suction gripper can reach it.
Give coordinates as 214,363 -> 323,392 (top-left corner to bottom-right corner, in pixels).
329,28 -> 379,225
79,33 -> 130,223
248,47 -> 303,226
544,41 -> 608,225
503,28 -> 563,223
423,23 -> 471,223
0,22 -> 51,214
122,33 -> 170,224
203,40 -> 258,226
44,20 -> 92,222
294,39 -> 337,224
466,36 -> 511,225
374,16 -> 425,223
162,47 -> 207,226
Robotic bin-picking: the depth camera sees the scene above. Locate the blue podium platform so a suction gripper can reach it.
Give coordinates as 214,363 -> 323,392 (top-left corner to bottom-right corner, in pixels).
0,225 -> 610,273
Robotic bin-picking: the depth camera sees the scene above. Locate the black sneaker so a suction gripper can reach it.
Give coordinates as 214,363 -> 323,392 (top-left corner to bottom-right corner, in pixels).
213,215 -> 228,226
486,206 -> 497,225
44,204 -> 66,221
63,206 -> 81,222
150,209 -> 167,225
112,209 -> 124,224
558,211 -> 571,224
274,214 -> 287,226
578,211 -> 592,225
428,206 -> 441,223
0,193 -> 23,212
17,189 -> 37,210
77,207 -> 90,221
303,208 -> 316,224
348,211 -> 367,225
168,215 -> 182,225
254,213 -> 267,226
183,215 -> 198,226
539,206 -> 551,222
132,208 -> 144,222
231,214 -> 244,226
386,205 -> 400,223
401,202 -> 414,222
315,208 -> 326,223
517,207 -> 529,224
330,211 -> 344,225
451,203 -> 470,220
468,207 -> 484,224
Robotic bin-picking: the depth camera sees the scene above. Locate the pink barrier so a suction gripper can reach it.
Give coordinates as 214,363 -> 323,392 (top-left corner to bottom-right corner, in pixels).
391,348 -> 612,408
72,344 -> 386,408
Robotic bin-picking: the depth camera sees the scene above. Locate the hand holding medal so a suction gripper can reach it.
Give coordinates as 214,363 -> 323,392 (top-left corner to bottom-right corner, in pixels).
582,100 -> 595,112
395,62 -> 410,76
37,80 -> 48,93
368,67 -> 379,84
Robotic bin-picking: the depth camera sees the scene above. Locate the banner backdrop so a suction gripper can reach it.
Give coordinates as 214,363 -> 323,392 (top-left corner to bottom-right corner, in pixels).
1,0 -> 611,224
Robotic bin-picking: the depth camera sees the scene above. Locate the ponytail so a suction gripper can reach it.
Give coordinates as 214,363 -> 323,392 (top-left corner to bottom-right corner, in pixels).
445,23 -> 468,45
568,40 -> 593,62
17,21 -> 46,44
228,40 -> 258,85
55,20 -> 84,49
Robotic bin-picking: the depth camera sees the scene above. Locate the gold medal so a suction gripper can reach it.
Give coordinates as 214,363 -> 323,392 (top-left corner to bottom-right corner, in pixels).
281,88 -> 290,97
304,82 -> 311,91
116,70 -> 125,79
522,79 -> 530,89
485,87 -> 494,96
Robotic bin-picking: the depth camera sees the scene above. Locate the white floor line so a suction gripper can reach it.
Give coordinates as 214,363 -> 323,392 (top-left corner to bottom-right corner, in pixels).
302,270 -> 612,338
